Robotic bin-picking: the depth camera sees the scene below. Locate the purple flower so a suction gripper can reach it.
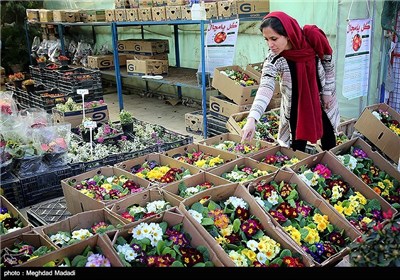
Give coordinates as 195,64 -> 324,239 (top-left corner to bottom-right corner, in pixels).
0,207 -> 8,214
148,160 -> 158,170
121,135 -> 128,141
353,148 -> 367,159
315,242 -> 325,256
85,253 -> 111,267
97,137 -> 104,143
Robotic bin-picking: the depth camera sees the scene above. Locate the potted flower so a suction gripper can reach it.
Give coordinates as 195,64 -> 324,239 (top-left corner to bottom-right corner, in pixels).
8,72 -> 25,89
119,109 -> 134,134
78,117 -> 97,143
36,56 -> 47,68
58,55 -> 69,67
22,79 -> 35,94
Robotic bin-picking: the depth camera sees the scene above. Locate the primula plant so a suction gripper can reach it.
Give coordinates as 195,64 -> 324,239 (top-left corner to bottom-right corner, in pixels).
70,174 -> 145,201
221,69 -> 258,87
335,146 -> 400,208
114,221 -> 214,267
251,180 -> 351,264
221,165 -> 270,183
120,200 -> 171,223
48,221 -> 121,248
173,150 -> 225,170
0,240 -> 54,267
298,164 -> 385,233
0,207 -> 24,236
45,245 -> 111,267
372,109 -> 400,136
131,160 -> 192,184
177,181 -> 214,199
237,112 -> 279,142
260,151 -> 300,168
187,196 -> 306,267
212,140 -> 263,156
349,210 -> 400,267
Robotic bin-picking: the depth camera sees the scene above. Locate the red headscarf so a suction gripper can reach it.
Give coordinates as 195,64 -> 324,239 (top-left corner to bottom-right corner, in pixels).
263,12 -> 332,143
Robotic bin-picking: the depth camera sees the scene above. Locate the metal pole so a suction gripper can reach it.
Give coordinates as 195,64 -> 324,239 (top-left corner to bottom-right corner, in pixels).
200,20 -> 208,138
174,25 -> 182,99
111,22 -> 124,111
58,24 -> 65,55
25,21 -> 33,65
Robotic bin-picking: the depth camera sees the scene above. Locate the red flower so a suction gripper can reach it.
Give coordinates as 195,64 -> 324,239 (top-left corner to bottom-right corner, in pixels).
121,212 -> 135,222
235,206 -> 250,221
382,209 -> 394,220
280,183 -> 293,199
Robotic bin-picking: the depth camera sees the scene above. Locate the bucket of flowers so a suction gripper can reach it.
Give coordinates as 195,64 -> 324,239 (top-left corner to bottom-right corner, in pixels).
22,79 -> 35,94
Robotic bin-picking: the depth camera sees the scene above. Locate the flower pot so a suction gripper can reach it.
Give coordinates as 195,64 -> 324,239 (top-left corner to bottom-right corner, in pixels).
24,84 -> 35,94
38,62 -> 46,69
14,155 -> 47,176
13,79 -> 23,89
121,122 -> 134,134
44,151 -> 68,167
81,130 -> 94,142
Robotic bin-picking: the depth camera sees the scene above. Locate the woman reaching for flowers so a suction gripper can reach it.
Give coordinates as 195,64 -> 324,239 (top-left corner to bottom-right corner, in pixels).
241,11 -> 340,152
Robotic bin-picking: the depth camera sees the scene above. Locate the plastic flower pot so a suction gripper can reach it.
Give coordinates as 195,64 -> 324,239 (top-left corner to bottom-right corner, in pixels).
13,80 -> 23,89
14,155 -> 46,176
81,130 -> 94,143
44,151 -> 68,167
121,122 -> 134,134
0,158 -> 13,177
38,62 -> 46,69
24,84 -> 35,94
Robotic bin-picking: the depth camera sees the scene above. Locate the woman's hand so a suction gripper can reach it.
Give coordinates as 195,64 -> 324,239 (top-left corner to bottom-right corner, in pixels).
241,117 -> 256,142
322,94 -> 335,110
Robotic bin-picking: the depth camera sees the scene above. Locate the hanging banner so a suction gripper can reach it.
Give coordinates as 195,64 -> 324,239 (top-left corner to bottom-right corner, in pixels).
198,19 -> 240,77
342,18 -> 372,100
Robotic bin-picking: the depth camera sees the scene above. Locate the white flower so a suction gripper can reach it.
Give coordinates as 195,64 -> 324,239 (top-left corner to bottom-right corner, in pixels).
185,187 -> 200,194
254,196 -> 264,207
129,205 -> 146,215
146,200 -> 169,213
117,244 -> 137,262
257,252 -> 267,264
246,240 -> 259,251
71,229 -> 93,240
188,209 -> 203,223
224,196 -> 248,209
267,190 -> 279,205
372,111 -> 382,120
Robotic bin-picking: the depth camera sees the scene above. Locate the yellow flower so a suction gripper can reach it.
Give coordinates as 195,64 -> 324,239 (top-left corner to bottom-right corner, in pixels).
0,213 -> 11,222
195,159 -> 207,168
361,217 -> 372,224
285,226 -> 301,245
158,166 -> 170,173
355,192 -> 367,205
334,203 -> 344,215
135,172 -> 145,178
377,182 -> 385,189
316,221 -> 328,232
383,179 -> 393,188
241,249 -> 257,262
220,225 -> 233,237
101,183 -> 112,191
244,146 -> 251,153
209,156 -> 224,167
343,206 -> 355,216
303,227 -> 320,244
215,236 -> 228,245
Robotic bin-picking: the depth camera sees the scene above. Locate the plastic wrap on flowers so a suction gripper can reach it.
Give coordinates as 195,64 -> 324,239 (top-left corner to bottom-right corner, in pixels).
18,108 -> 52,129
34,124 -> 71,167
0,133 -> 13,177
0,91 -> 18,126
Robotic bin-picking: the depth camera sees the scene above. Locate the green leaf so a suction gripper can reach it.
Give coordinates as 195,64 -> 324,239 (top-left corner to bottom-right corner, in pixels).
305,172 -> 314,180
300,228 -> 309,239
233,218 -> 241,233
208,200 -> 219,211
82,246 -> 91,257
71,255 -> 87,267
191,202 -> 205,213
279,249 -> 292,258
270,258 -> 283,266
205,261 -> 214,267
226,244 -> 239,251
178,181 -> 187,193
365,199 -> 381,211
391,203 -> 400,209
327,224 -> 334,233
171,261 -> 184,267
64,257 -> 71,267
286,189 -> 298,201
156,240 -> 165,255
201,217 -> 215,226
288,198 -> 296,209
159,222 -> 168,233
193,262 -> 206,267
252,230 -> 264,240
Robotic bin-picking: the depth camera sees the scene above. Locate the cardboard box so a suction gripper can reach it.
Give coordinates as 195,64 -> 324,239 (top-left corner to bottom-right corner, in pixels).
1,232 -> 57,267
167,0 -> 187,5
204,2 -> 218,19
52,104 -> 109,128
208,157 -> 278,185
24,234 -> 124,267
0,195 -> 32,241
108,188 -> 181,223
126,8 -> 139,21
198,132 -> 274,157
126,59 -> 168,76
118,39 -> 169,54
185,110 -> 207,133
53,10 -> 80,23
330,137 -> 400,191
26,9 -> 40,22
87,54 -> 127,69
114,153 -> 202,186
245,62 -> 263,77
165,5 -> 182,20
128,0 -> 140,8
39,9 -> 53,22
153,0 -> 167,6
247,170 -> 360,266
124,52 -> 169,60
179,184 -> 314,267
115,0 -> 128,8
110,208 -> 225,266
354,103 -> 400,163
138,7 -> 153,21
115,9 -> 127,21
250,145 -> 311,168
212,65 -> 260,105
217,0 -> 237,18
139,0 -> 154,7
180,5 -> 191,20
152,6 -> 166,21
337,118 -> 357,139
105,9 -> 115,22
289,151 -> 397,234
236,0 -> 270,18
163,143 -> 238,170
162,172 -> 235,201
36,209 -> 126,248
61,167 -> 151,214
86,10 -> 106,22
209,95 -> 252,118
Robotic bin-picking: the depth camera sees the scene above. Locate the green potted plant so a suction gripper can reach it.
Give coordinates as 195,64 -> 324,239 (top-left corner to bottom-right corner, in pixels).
119,109 -> 134,134
349,210 -> 400,267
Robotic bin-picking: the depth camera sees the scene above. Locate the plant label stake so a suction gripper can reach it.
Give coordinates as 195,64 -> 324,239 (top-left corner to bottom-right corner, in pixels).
84,120 -> 97,158
77,89 -> 89,119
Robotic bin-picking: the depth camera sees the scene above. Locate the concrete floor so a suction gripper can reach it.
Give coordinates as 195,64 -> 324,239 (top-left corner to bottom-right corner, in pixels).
103,91 -> 204,143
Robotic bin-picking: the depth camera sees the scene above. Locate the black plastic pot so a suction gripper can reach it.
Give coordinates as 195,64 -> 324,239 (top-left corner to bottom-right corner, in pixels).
121,122 -> 134,134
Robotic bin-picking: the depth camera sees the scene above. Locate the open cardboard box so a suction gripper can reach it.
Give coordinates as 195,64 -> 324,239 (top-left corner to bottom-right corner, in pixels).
161,172 -> 235,201
0,195 -> 32,241
22,234 -> 123,267
289,151 -> 397,234
61,167 -> 151,215
34,209 -> 127,248
162,143 -> 238,171
212,65 -> 260,105
114,153 -> 202,187
52,103 -> 109,128
198,133 -> 274,157
108,207 -> 224,267
354,103 -> 400,163
209,157 -> 278,186
179,184 -> 314,267
108,188 -> 181,223
250,145 -> 311,168
247,169 -> 360,266
2,231 -> 57,267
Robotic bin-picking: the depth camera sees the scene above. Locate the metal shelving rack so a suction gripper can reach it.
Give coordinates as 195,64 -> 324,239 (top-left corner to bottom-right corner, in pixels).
26,17 -> 262,138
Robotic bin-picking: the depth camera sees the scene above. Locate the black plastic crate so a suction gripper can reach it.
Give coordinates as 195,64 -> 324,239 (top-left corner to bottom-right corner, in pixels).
119,144 -> 160,162
31,88 -> 67,106
207,117 -> 229,134
42,67 -> 58,88
29,65 -> 44,84
19,166 -> 72,207
69,159 -> 105,177
26,197 -> 71,226
0,173 -> 24,208
57,68 -> 102,90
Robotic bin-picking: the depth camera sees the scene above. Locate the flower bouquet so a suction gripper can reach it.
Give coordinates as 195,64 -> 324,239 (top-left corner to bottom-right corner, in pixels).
112,209 -> 218,267
250,177 -> 354,265
335,145 -> 399,208
1,235 -> 55,267
184,192 -> 309,267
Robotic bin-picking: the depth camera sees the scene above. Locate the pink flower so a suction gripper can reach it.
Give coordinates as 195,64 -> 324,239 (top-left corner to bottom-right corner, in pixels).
97,137 -> 104,143
313,164 -> 332,179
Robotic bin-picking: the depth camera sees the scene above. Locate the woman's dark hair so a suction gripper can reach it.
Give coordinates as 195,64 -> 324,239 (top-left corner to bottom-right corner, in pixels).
260,17 -> 287,36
